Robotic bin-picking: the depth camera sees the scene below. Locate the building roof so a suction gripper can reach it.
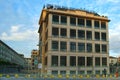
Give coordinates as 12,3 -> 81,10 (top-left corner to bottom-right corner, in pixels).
38,4 -> 110,33
109,56 -> 117,59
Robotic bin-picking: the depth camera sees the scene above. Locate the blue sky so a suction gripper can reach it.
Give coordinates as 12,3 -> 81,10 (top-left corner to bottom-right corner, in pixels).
0,0 -> 120,58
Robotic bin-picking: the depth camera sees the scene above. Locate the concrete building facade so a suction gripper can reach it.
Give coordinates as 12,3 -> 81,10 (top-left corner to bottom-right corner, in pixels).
38,4 -> 110,75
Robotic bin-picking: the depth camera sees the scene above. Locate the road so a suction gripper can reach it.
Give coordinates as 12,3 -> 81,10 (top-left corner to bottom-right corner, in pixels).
0,77 -> 120,80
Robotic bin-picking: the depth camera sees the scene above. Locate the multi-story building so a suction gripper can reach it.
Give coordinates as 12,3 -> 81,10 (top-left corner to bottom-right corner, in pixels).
38,4 -> 110,75
0,40 -> 26,73
0,40 -> 26,67
31,49 -> 39,70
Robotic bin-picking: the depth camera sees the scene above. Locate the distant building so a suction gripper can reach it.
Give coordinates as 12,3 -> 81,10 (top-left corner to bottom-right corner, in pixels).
31,49 -> 39,70
25,58 -> 31,73
109,56 -> 117,64
38,4 -> 110,75
118,57 -> 120,63
0,40 -> 26,73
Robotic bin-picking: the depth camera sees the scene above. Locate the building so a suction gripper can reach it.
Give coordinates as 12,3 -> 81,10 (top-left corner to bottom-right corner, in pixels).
109,56 -> 118,73
109,56 -> 117,65
25,58 -> 32,73
38,4 -> 110,75
0,40 -> 26,73
31,49 -> 39,70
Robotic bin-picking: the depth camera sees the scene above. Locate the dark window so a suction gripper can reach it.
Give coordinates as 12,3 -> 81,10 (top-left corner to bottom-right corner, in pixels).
52,56 -> 58,66
70,71 -> 76,74
86,31 -> 92,40
70,17 -> 76,25
70,42 -> 76,52
94,21 -> 100,28
86,20 -> 92,27
52,15 -> 59,23
78,43 -> 85,52
102,57 -> 107,66
52,27 -> 59,36
45,57 -> 47,65
60,71 -> 66,74
70,56 -> 76,66
102,44 -> 107,53
45,43 -> 48,53
95,32 -> 100,40
60,28 -> 67,37
60,41 -> 67,51
101,22 -> 106,29
78,18 -> 85,26
78,30 -> 85,39
95,57 -> 100,66
101,33 -> 106,41
52,41 -> 58,50
87,57 -> 92,66
70,29 -> 76,38
52,70 -> 58,74
95,44 -> 100,53
78,57 -> 85,66
87,43 -> 92,52
61,15 -> 67,24
60,56 -> 66,66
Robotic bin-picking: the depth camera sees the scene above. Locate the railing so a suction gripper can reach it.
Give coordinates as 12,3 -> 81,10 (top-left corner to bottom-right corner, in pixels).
0,73 -> 119,79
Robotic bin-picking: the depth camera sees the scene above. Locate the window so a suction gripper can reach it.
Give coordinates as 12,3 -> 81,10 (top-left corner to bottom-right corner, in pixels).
87,43 -> 92,52
102,57 -> 107,66
102,44 -> 107,53
60,41 -> 67,51
52,56 -> 58,66
86,31 -> 92,40
78,43 -> 85,52
52,27 -> 59,37
61,15 -> 67,24
95,32 -> 100,40
70,71 -> 76,74
94,21 -> 99,28
52,70 -> 58,74
60,28 -> 67,37
86,20 -> 92,27
70,29 -> 76,38
78,71 -> 85,74
95,44 -> 100,53
95,57 -> 100,66
52,41 -> 58,50
52,15 -> 59,23
70,42 -> 76,52
45,43 -> 48,53
60,71 -> 66,74
45,57 -> 47,65
78,18 -> 85,26
70,17 -> 76,25
60,56 -> 66,66
87,57 -> 92,66
101,22 -> 106,29
87,70 -> 92,74
78,57 -> 85,66
101,33 -> 106,41
78,30 -> 85,39
96,70 -> 100,74
70,56 -> 76,66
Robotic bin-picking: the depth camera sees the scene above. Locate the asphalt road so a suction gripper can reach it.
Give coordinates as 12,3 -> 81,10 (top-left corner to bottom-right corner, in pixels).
0,77 -> 120,80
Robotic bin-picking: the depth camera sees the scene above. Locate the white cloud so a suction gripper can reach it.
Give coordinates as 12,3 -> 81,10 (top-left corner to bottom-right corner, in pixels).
11,26 -> 20,33
0,25 -> 38,41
